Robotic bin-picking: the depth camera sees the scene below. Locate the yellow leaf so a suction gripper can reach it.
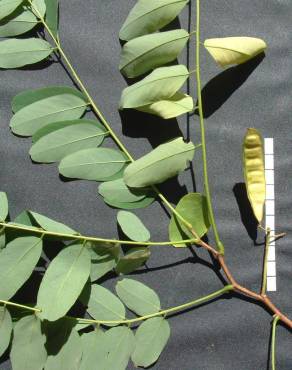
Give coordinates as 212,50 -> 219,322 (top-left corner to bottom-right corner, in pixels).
243,128 -> 266,223
204,37 -> 267,67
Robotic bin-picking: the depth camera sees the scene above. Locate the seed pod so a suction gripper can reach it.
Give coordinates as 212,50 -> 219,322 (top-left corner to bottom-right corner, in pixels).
243,128 -> 266,223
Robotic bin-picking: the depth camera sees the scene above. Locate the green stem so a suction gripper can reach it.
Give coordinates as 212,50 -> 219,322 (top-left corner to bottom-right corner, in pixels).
0,300 -> 41,313
28,0 -> 197,239
0,221 -> 196,247
1,285 -> 233,325
261,227 -> 271,295
195,0 -> 224,254
271,315 -> 280,370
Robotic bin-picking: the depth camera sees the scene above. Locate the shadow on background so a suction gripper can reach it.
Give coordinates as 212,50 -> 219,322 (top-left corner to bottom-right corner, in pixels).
195,53 -> 265,118
233,182 -> 259,243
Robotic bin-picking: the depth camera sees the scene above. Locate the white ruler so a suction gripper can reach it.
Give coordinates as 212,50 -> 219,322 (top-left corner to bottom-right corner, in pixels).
264,138 -> 276,292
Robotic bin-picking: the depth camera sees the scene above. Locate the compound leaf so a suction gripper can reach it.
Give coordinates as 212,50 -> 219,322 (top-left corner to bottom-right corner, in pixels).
124,137 -> 195,188
117,211 -> 150,242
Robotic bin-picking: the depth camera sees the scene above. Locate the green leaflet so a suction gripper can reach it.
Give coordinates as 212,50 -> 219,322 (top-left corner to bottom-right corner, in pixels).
37,243 -> 91,321
98,178 -> 153,203
10,93 -> 88,136
80,329 -> 107,370
0,191 -> 8,221
204,37 -> 267,67
87,284 -> 126,326
45,329 -> 82,370
117,211 -> 150,242
32,118 -> 104,142
0,0 -> 23,20
124,137 -> 195,188
0,306 -> 12,357
0,236 -> 42,300
29,210 -> 77,235
0,0 -> 46,37
131,317 -> 170,368
0,38 -> 53,69
59,148 -> 129,181
100,327 -> 135,370
103,196 -> 155,210
138,92 -> 194,119
169,193 -> 210,247
120,29 -> 189,78
12,86 -> 85,113
30,123 -> 108,163
116,278 -> 160,316
120,65 -> 189,109
116,247 -> 150,275
10,315 -> 47,370
119,0 -> 189,41
44,0 -> 59,39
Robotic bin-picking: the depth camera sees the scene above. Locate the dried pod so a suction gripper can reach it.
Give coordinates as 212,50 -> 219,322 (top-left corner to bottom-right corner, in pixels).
243,128 -> 266,223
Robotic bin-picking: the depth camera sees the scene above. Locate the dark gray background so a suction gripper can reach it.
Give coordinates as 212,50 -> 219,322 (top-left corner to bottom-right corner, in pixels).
0,0 -> 291,369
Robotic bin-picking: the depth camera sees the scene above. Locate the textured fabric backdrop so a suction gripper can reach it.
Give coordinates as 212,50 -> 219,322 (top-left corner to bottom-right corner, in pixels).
0,0 -> 291,369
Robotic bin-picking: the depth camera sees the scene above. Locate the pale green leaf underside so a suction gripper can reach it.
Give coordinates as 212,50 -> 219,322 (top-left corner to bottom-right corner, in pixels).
0,191 -> 8,221
169,192 -> 210,247
0,306 -> 12,357
45,329 -> 82,370
120,65 -> 189,109
120,29 -> 189,78
0,38 -> 53,69
29,210 -> 77,235
100,327 -> 135,370
0,0 -> 23,21
87,284 -> 126,326
117,211 -> 150,242
10,93 -> 88,136
32,118 -> 104,142
11,315 -> 47,370
80,330 -> 106,370
0,0 -> 46,37
99,178 -> 153,203
0,236 -> 42,300
116,247 -> 150,275
204,37 -> 267,67
103,196 -> 155,210
138,92 -> 193,119
119,0 -> 189,41
12,86 -> 85,113
29,123 -> 107,163
44,0 -> 59,39
37,244 -> 91,321
90,246 -> 117,282
131,317 -> 170,367
116,278 -> 160,316
124,137 -> 195,188
59,148 -> 128,181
